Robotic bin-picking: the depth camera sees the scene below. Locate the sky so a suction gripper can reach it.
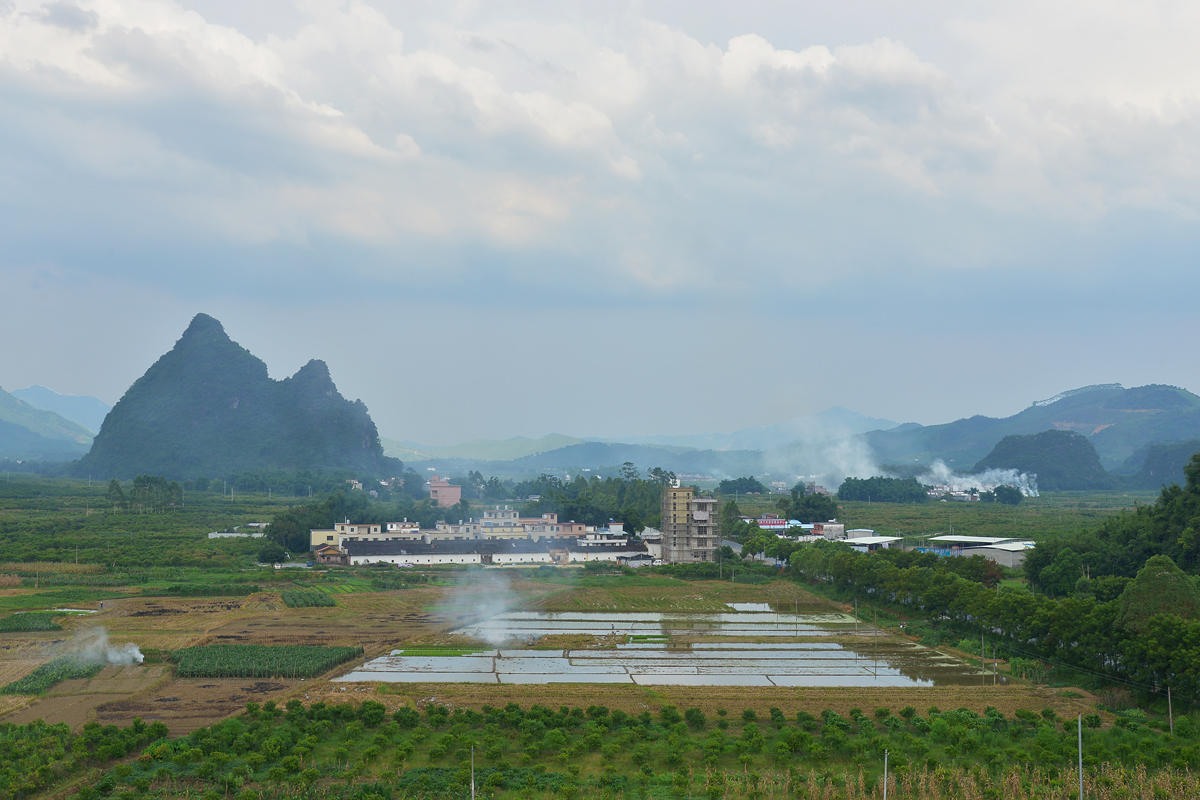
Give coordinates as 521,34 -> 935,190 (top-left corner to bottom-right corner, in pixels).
2,0 -> 1199,445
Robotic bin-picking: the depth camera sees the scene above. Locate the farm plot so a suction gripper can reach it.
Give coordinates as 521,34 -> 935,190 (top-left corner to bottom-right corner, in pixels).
0,655 -> 104,694
533,578 -> 823,613
97,677 -> 300,735
172,644 -> 363,678
0,611 -> 63,631
3,665 -> 165,730
280,590 -> 336,608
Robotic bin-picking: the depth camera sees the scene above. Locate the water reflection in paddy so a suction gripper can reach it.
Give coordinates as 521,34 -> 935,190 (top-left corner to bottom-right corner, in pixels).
336,607 -> 1004,687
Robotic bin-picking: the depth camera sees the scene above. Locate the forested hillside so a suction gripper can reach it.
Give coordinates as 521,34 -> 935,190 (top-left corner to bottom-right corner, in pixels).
1024,451 -> 1200,586
973,430 -> 1115,491
75,314 -> 398,479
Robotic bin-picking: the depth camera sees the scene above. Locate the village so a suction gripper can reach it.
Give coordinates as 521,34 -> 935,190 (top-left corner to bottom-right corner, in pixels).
301,476 -> 1036,571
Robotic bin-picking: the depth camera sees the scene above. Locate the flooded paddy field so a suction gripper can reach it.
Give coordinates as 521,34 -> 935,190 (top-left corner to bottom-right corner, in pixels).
339,606 -> 998,688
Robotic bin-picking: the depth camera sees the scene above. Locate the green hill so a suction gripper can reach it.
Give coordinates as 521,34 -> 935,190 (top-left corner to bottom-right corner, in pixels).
0,386 -> 93,461
0,386 -> 94,445
11,385 -> 110,435
972,429 -> 1115,491
1120,439 -> 1200,489
75,314 -> 398,479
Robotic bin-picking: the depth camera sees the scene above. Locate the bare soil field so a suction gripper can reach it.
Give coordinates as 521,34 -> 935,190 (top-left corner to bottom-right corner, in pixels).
5,664 -> 166,728
96,677 -> 301,735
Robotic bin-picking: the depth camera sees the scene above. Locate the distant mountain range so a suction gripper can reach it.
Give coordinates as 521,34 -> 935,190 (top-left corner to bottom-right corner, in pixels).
6,345 -> 1199,493
380,434 -> 587,463
0,385 -> 93,461
598,407 -> 901,451
390,384 -> 1200,491
11,386 -> 111,435
73,314 -> 399,479
866,384 -> 1200,471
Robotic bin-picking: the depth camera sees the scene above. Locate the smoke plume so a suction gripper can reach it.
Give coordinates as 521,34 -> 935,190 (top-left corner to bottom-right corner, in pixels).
75,628 -> 145,665
916,459 -> 1040,497
451,570 -> 521,646
764,435 -> 886,492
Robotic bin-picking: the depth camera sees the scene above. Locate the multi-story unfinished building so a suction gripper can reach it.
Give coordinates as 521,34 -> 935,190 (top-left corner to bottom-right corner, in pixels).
661,485 -> 719,563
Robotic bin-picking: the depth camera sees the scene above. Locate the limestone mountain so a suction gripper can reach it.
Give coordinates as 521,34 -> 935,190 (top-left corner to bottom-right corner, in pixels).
75,314 -> 397,479
972,429 -> 1115,491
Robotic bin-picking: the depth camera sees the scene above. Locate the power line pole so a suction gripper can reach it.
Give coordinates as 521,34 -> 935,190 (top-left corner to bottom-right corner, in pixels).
1078,714 -> 1084,800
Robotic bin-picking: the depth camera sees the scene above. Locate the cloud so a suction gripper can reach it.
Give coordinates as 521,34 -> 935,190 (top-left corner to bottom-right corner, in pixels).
6,0 -> 1200,300
4,1 -> 1200,441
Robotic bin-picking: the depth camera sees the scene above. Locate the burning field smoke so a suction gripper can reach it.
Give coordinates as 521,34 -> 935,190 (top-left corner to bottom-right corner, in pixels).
74,628 -> 144,665
451,570 -> 522,646
916,459 -> 1040,497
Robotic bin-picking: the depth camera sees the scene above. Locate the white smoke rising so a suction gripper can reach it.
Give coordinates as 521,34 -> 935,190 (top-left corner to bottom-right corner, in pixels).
75,628 -> 144,665
916,459 -> 1040,497
452,570 -> 522,647
764,435 -> 886,493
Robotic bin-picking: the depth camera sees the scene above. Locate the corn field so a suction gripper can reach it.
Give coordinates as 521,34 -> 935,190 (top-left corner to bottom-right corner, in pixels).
171,644 -> 361,678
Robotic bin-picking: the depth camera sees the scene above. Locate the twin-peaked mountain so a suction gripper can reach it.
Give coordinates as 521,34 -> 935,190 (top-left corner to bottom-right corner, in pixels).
76,314 -> 397,479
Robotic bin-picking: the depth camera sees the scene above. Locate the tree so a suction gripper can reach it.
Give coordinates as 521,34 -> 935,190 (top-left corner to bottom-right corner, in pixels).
620,462 -> 640,481
647,467 -> 677,487
717,477 -> 767,495
401,471 -> 427,500
106,479 -> 125,510
620,507 -> 645,534
994,485 -> 1023,505
1115,554 -> 1200,633
258,543 -> 287,564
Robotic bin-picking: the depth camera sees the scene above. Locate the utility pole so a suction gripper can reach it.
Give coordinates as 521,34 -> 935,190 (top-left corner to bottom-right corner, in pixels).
471,746 -> 475,800
883,750 -> 889,800
1077,714 -> 1083,800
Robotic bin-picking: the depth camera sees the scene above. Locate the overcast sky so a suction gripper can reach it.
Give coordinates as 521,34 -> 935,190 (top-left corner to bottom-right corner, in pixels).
3,0 -> 1199,445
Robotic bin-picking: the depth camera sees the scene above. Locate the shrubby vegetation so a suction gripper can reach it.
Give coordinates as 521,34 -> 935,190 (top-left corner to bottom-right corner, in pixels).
0,718 -> 167,797
15,698 -> 1200,800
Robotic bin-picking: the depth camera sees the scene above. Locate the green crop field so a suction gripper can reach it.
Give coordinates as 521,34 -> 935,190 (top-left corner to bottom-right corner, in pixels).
281,590 -> 337,608
0,611 -> 62,632
171,644 -> 363,679
1,655 -> 104,694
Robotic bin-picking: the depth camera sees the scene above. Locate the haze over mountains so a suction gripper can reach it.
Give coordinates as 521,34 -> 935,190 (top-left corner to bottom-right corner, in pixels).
11,386 -> 111,435
389,384 -> 1200,491
3,313 -> 1200,492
